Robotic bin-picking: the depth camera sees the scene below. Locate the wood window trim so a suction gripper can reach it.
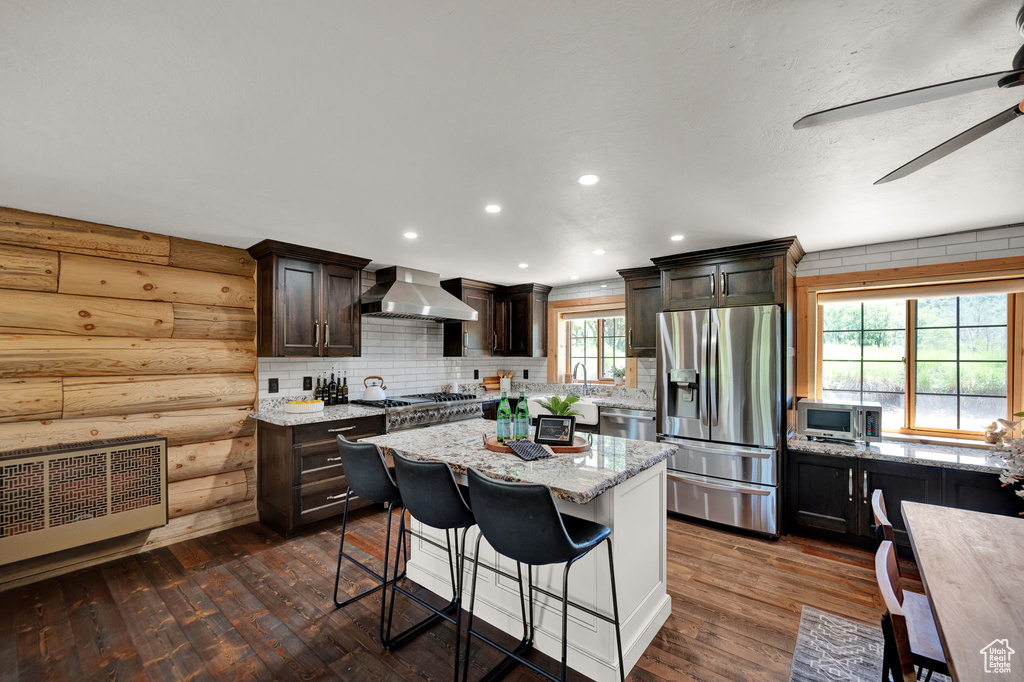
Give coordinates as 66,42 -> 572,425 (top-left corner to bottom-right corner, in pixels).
546,295 -> 637,387
795,255 -> 1024,439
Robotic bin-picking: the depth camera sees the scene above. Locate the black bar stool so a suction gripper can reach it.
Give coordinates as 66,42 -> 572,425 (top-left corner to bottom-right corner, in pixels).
462,468 -> 625,682
332,436 -> 405,644
384,453 -> 476,673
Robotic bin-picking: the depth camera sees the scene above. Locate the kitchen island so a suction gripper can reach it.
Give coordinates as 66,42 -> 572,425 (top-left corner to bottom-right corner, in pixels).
364,418 -> 674,682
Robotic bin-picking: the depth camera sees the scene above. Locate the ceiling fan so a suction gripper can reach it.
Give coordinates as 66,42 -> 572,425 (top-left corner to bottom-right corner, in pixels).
794,4 -> 1024,184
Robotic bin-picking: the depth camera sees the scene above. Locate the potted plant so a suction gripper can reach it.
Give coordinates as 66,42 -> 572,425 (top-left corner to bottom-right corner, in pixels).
611,366 -> 626,386
537,395 -> 583,417
985,412 -> 1024,511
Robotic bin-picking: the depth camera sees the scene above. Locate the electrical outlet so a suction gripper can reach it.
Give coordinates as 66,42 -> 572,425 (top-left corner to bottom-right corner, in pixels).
303,376 -> 312,391
268,378 -> 279,393
523,369 -> 529,379
473,369 -> 479,380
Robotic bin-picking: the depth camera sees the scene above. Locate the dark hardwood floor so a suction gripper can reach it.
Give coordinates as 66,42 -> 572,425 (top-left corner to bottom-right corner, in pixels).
1,509 -> 919,681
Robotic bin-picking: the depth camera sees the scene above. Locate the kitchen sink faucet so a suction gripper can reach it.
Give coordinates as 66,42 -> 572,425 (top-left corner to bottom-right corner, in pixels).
572,362 -> 589,397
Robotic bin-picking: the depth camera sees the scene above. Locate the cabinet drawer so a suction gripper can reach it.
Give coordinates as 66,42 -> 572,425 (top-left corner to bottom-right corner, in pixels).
292,415 -> 384,444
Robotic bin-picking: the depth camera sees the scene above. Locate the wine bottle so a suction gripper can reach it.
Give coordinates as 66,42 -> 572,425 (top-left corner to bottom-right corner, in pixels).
496,391 -> 513,443
314,375 -> 322,401
514,390 -> 530,440
328,372 -> 337,406
341,372 -> 349,404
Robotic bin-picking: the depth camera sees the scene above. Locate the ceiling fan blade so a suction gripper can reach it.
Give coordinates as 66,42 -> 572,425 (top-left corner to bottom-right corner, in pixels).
874,102 -> 1024,184
793,69 -> 1024,129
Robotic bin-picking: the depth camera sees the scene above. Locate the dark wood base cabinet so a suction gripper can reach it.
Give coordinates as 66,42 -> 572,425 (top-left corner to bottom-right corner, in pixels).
786,450 -> 1022,550
257,414 -> 385,538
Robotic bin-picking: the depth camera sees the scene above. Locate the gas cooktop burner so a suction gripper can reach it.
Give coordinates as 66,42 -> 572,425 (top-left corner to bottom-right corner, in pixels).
352,399 -> 414,408
402,392 -> 478,402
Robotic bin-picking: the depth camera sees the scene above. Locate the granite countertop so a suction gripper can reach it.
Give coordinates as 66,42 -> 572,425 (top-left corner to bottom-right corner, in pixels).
592,397 -> 656,412
249,402 -> 385,427
787,435 -> 1007,473
363,418 -> 675,504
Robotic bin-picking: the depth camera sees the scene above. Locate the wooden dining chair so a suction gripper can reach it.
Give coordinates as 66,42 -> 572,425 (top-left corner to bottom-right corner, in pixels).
875,540 -> 949,682
871,489 -> 896,544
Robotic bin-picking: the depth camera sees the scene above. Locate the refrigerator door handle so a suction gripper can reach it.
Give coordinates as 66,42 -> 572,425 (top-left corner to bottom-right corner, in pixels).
709,315 -> 719,427
658,437 -> 775,458
700,317 -> 710,426
667,472 -> 771,496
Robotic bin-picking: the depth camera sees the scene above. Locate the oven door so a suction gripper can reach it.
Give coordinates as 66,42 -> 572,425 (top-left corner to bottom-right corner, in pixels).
661,437 -> 777,486
666,471 -> 778,535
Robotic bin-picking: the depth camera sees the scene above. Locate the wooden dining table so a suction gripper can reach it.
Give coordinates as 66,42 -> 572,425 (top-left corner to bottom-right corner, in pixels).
901,501 -> 1024,682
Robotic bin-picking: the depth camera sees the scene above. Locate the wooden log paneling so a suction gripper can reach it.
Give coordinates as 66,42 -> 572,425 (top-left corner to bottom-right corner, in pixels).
62,373 -> 256,418
58,253 -> 256,308
0,289 -> 174,337
170,303 -> 256,340
0,244 -> 59,291
0,378 -> 63,423
167,469 -> 249,519
0,207 -> 170,262
167,437 -> 256,483
168,237 -> 256,278
0,405 -> 254,451
0,500 -> 257,592
0,335 -> 256,378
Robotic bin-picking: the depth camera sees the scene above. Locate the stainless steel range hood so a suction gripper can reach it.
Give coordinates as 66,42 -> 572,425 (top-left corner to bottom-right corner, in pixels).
361,266 -> 478,322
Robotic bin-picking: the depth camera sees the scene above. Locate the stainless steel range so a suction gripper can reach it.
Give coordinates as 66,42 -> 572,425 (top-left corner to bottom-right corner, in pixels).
352,392 -> 482,432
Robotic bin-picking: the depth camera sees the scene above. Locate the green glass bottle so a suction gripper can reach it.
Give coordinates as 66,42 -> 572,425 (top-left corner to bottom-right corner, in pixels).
496,391 -> 513,442
514,391 -> 530,440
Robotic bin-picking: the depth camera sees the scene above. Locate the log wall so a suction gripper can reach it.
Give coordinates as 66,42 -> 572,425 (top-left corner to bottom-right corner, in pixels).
0,206 -> 259,591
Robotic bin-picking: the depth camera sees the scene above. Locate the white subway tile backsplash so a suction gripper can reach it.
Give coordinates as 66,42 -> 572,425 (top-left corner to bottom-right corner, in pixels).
840,252 -> 892,266
887,245 -> 946,261
865,239 -> 917,254
944,238 -> 1008,256
916,231 -> 977,247
977,224 -> 1024,241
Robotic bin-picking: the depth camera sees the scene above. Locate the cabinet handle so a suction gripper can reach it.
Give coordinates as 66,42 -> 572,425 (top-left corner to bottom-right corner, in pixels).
493,331 -> 497,351
710,272 -> 715,297
720,271 -> 725,296
848,469 -> 853,501
314,319 -> 320,347
328,426 -> 356,433
862,471 -> 868,502
327,493 -> 347,501
325,321 -> 330,348
464,330 -> 468,350
628,327 -> 633,349
326,456 -> 341,463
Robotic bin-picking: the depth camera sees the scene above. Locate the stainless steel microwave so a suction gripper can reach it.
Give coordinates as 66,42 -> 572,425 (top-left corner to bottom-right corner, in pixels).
797,398 -> 882,442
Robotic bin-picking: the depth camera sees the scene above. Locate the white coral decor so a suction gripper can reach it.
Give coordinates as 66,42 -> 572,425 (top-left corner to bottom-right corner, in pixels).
987,415 -> 1024,507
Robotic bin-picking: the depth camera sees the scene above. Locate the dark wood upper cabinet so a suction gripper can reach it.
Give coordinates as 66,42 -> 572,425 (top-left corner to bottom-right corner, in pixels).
652,237 -> 803,312
442,279 -> 498,358
249,240 -> 371,358
442,279 -> 549,358
619,266 -> 661,358
506,283 -> 551,358
718,257 -> 784,307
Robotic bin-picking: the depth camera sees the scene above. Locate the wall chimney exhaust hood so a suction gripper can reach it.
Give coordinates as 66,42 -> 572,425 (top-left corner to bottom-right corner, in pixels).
361,266 -> 478,322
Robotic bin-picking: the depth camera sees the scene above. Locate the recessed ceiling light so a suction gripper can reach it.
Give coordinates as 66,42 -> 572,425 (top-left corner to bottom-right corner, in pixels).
403,231 -> 418,239
670,234 -> 685,241
518,263 -> 528,269
592,249 -> 606,255
485,204 -> 501,213
600,284 -> 608,288
577,174 -> 600,186
569,275 -> 579,280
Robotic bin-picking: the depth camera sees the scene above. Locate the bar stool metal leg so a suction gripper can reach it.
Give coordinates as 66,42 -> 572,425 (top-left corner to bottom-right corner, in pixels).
606,537 -> 625,682
382,509 -> 463,651
332,491 -> 404,611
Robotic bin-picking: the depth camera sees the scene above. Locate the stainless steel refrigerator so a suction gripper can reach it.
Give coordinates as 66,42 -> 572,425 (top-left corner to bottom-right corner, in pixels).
657,305 -> 781,536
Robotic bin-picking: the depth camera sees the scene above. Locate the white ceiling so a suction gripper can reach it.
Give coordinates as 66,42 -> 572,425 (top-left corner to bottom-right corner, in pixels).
1,1 -> 1022,285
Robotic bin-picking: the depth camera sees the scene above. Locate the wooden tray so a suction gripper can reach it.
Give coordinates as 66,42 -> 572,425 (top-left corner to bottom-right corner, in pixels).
484,435 -> 590,454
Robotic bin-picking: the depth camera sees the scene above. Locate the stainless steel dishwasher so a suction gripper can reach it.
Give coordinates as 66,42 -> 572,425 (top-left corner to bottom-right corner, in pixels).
599,407 -> 657,441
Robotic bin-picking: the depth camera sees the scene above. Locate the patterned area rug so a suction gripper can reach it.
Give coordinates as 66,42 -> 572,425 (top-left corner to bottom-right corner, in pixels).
789,606 -> 951,682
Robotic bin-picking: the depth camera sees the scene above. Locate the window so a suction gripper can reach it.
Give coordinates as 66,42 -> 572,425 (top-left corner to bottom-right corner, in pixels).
567,316 -> 626,381
820,293 -> 1010,435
